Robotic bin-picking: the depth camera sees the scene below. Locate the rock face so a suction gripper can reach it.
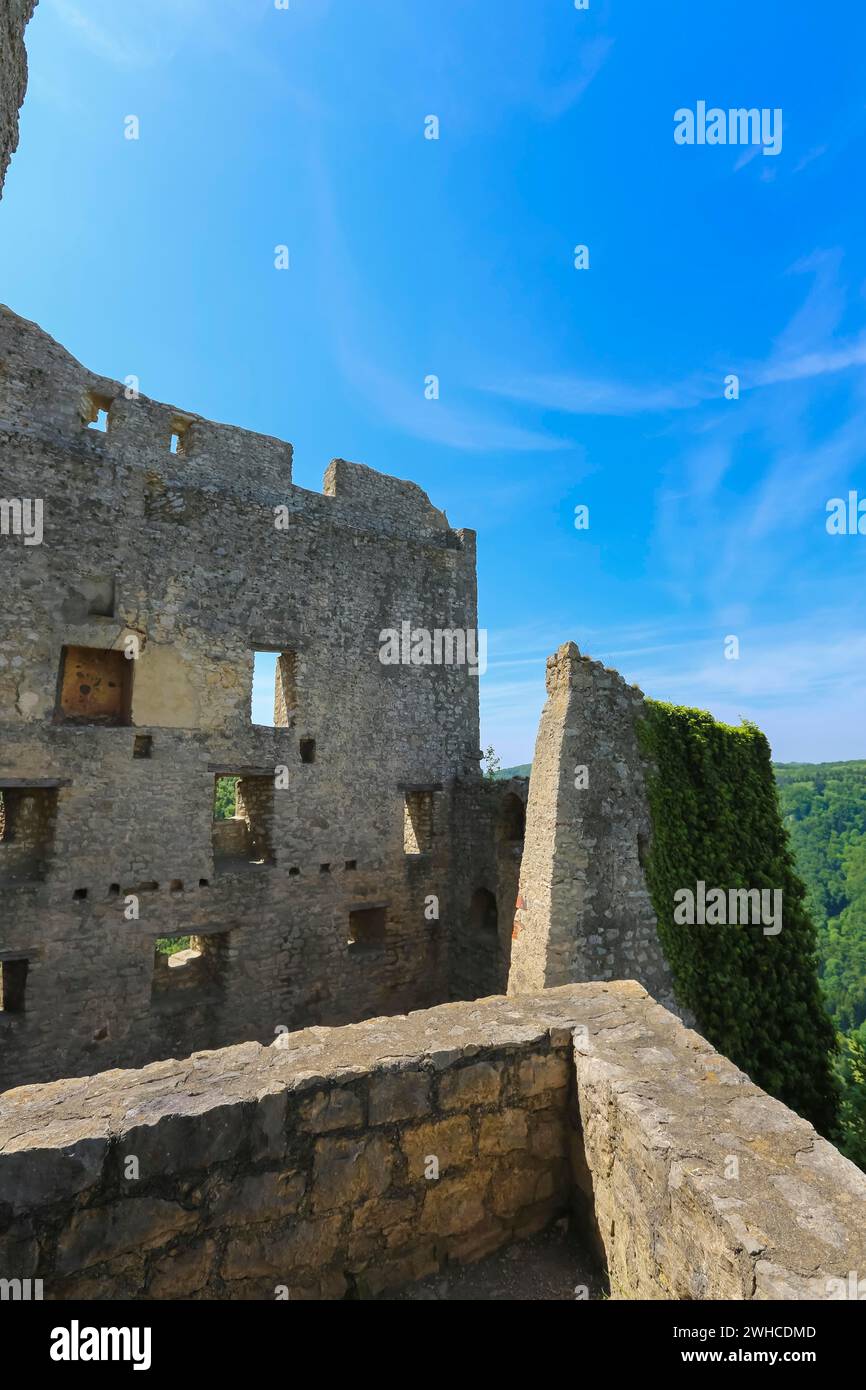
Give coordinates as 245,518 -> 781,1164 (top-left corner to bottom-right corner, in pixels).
508,643 -> 676,1010
0,306 -> 527,1088
1,983 -> 863,1300
0,0 -> 36,198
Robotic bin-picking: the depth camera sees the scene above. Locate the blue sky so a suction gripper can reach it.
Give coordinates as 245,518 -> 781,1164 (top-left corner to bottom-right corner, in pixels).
4,0 -> 866,763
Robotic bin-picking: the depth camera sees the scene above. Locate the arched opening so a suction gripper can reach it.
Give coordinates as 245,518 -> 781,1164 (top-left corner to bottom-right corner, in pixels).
500,793 -> 525,843
470,887 -> 498,933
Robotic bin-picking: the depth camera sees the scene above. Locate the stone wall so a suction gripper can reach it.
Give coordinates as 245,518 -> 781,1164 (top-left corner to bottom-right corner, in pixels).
0,990 -> 579,1299
0,306 -> 500,1088
0,0 -> 35,199
1,982 -> 863,1301
508,643 -> 676,1010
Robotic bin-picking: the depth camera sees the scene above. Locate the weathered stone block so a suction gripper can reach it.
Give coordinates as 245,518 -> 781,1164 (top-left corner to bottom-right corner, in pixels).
56,1199 -> 199,1274
401,1116 -> 474,1177
368,1070 -> 430,1125
438,1061 -> 501,1110
517,1053 -> 569,1097
312,1133 -> 395,1211
478,1108 -> 529,1155
298,1087 -> 364,1134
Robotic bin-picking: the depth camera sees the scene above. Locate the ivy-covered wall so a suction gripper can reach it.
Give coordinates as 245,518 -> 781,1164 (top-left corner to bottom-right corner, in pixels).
637,702 -> 837,1135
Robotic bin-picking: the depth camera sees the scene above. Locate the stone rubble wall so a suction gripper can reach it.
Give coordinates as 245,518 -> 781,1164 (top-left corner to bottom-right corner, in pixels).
0,1 -> 36,199
1,981 -> 863,1301
0,306 -> 497,1088
509,642 -> 677,1011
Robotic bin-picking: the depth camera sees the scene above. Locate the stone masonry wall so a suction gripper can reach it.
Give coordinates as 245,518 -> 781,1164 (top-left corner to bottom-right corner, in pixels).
0,306 -> 494,1088
0,1 -> 36,199
508,643 -> 676,1010
1,983 -> 864,1301
0,990 -> 580,1300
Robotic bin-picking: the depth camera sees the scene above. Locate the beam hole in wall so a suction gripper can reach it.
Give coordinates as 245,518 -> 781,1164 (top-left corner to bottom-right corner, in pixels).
0,787 -> 58,883
68,575 -> 115,620
345,859 -> 357,871
199,878 -> 209,888
0,958 -> 28,1013
348,905 -> 387,949
57,645 -> 132,725
300,738 -> 316,764
133,735 -> 153,759
169,879 -> 183,893
404,790 -> 434,854
320,863 -> 330,873
108,883 -> 120,896
289,866 -> 300,877
73,888 -> 87,901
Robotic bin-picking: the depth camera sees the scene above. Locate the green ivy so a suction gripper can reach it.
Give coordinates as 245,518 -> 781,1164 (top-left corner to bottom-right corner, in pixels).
636,701 -> 838,1135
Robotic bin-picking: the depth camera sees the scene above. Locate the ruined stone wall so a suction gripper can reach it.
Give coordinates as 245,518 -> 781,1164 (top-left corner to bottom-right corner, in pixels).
509,643 -> 676,1010
0,307 -> 488,1087
0,990 -> 578,1299
1,983 -> 863,1300
450,776 -> 527,1000
0,0 -> 35,199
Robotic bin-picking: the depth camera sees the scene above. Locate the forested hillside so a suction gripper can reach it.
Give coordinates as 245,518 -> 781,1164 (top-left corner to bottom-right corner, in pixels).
500,755 -> 866,1163
775,762 -> 866,1035
775,762 -> 866,1166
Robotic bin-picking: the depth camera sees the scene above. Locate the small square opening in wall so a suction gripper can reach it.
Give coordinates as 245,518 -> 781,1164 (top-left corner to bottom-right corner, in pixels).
300,738 -> 316,764
169,418 -> 191,455
345,859 -> 357,871
73,888 -> 87,901
133,735 -> 153,759
0,958 -> 28,1013
82,391 -> 113,433
57,645 -> 132,725
348,905 -> 387,948
81,576 -> 115,619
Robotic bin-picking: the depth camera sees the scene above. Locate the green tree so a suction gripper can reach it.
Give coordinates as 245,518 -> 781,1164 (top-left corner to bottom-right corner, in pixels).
482,745 -> 501,781
835,1024 -> 866,1170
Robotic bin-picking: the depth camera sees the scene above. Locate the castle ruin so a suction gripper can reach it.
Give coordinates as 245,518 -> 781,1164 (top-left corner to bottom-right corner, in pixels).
2,1 -> 865,1302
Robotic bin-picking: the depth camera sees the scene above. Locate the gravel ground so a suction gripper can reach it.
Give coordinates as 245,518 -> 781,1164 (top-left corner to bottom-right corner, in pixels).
385,1221 -> 604,1301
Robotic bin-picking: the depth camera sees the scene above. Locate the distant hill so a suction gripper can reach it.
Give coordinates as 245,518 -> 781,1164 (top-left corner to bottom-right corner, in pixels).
495,764 -> 531,780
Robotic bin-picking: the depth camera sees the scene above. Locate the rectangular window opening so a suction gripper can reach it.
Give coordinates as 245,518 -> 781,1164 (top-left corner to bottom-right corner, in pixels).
0,958 -> 28,1013
152,932 -> 230,997
0,787 -> 58,883
251,648 -> 298,727
169,417 -> 191,455
212,774 -> 274,871
403,790 -> 434,855
300,738 -> 316,764
348,905 -> 387,949
57,645 -> 132,725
